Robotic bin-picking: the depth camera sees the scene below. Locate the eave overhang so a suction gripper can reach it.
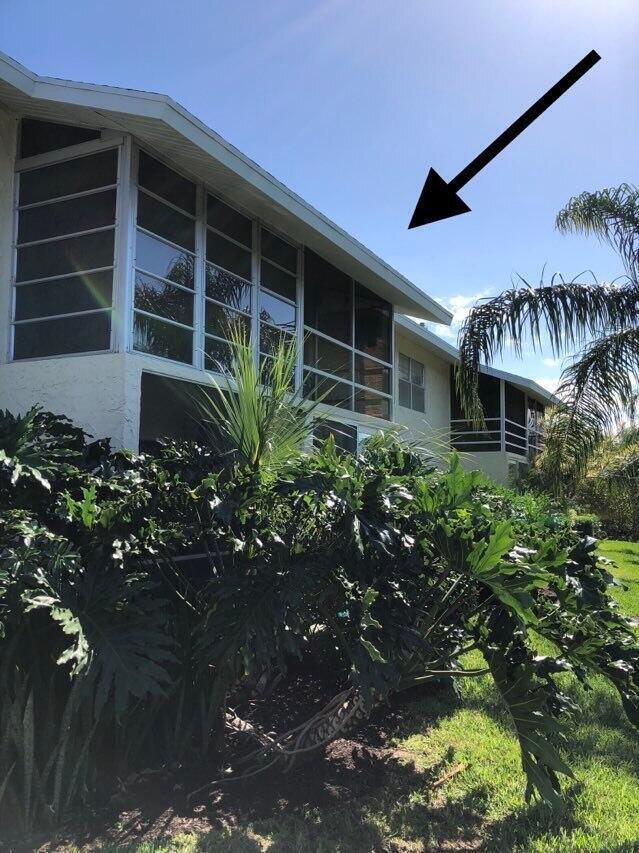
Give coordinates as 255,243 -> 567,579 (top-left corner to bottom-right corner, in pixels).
0,51 -> 452,325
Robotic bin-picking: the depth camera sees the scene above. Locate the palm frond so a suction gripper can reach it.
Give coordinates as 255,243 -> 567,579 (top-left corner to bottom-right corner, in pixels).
556,184 -> 639,280
456,276 -> 639,423
547,327 -> 639,470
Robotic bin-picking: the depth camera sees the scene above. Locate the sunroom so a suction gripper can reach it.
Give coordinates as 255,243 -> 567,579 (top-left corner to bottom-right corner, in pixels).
0,43 -> 453,449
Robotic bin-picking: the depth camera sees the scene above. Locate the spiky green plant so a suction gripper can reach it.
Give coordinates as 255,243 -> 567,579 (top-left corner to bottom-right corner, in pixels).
197,326 -> 326,474
457,184 -> 639,478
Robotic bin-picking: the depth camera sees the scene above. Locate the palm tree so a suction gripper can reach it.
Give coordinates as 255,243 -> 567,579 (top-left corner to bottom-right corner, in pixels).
457,183 -> 639,482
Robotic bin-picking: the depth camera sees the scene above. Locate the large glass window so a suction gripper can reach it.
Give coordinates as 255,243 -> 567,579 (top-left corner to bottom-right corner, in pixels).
205,195 -> 253,372
259,229 -> 298,373
134,153 -> 196,364
303,249 -> 392,420
12,147 -> 118,360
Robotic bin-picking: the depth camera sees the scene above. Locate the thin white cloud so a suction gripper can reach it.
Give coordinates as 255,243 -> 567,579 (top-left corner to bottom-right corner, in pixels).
436,290 -> 494,326
542,357 -> 563,369
426,290 -> 494,343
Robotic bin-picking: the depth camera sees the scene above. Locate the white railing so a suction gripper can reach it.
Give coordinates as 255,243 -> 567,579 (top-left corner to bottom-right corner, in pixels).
451,416 -> 544,460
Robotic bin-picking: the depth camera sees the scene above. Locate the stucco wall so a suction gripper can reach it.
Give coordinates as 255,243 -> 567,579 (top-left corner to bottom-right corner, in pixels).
393,329 -> 450,455
0,105 -> 17,364
0,353 -> 137,447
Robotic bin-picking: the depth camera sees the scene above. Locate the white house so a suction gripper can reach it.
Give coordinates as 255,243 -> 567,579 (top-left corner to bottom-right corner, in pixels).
0,52 -> 554,483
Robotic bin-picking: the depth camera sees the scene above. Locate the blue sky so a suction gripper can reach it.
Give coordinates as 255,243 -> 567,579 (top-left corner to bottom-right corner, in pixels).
2,0 -> 637,391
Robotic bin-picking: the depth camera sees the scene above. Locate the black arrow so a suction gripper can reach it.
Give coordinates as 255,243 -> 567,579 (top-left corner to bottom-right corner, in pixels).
409,49 -> 601,229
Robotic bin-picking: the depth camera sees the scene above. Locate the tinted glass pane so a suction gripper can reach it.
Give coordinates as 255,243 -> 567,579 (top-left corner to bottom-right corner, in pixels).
207,196 -> 252,246
138,151 -> 196,214
19,149 -> 118,206
133,313 -> 192,363
505,383 -> 526,425
260,291 -> 295,330
205,264 -> 251,312
475,374 -> 500,418
20,118 -> 101,159
354,388 -> 390,420
206,303 -> 251,340
16,230 -> 115,282
314,420 -> 357,454
410,359 -> 424,386
261,260 -> 296,302
259,354 -> 295,390
261,230 -> 297,273
15,271 -> 113,320
137,192 -> 195,252
206,231 -> 251,280
354,283 -> 391,362
303,371 -> 352,410
412,386 -> 425,413
304,249 -> 352,344
135,273 -> 193,326
13,311 -> 111,359
136,231 -> 194,289
303,333 -> 352,380
204,336 -> 233,373
260,324 -> 294,357
355,355 -> 391,394
18,189 -> 116,244
398,354 -> 411,382
398,379 -> 411,408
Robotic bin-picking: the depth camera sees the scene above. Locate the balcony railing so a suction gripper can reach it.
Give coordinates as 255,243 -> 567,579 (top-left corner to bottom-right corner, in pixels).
451,417 -> 544,461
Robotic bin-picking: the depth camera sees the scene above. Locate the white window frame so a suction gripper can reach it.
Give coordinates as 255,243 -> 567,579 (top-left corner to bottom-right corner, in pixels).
398,352 -> 425,413
9,124 -> 127,362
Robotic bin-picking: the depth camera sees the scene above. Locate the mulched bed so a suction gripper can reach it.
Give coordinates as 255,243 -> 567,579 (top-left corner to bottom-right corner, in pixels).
10,668 -> 456,851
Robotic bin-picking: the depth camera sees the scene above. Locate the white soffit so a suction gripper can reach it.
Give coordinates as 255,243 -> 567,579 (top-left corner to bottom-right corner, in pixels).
0,51 -> 452,325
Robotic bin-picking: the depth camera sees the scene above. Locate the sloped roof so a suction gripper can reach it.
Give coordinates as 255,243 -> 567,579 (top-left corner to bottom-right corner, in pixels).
0,51 -> 452,324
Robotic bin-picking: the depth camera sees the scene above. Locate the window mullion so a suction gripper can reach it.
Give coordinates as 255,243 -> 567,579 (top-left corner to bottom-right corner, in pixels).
350,278 -> 355,411
251,222 -> 260,367
194,184 -> 206,370
295,248 -> 304,391
125,145 -> 140,353
111,135 -> 131,353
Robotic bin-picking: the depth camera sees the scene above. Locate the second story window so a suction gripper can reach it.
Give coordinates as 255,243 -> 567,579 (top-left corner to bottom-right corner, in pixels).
13,129 -> 118,360
133,151 -> 197,365
303,249 -> 393,420
205,195 -> 253,372
259,229 -> 298,376
398,354 -> 425,412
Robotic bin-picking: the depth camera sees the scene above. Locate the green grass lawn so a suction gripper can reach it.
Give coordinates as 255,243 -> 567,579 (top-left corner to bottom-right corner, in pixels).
80,541 -> 639,853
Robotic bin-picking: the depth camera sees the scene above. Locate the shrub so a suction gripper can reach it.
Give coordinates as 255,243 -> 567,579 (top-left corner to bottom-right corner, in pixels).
571,511 -> 603,538
0,403 -> 638,837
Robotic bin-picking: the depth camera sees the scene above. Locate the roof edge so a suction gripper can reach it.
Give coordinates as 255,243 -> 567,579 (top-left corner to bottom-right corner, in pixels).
0,51 -> 453,326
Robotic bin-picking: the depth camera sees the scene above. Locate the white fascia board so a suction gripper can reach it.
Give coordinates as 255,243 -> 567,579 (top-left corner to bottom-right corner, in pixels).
0,51 -> 453,325
395,315 -> 558,405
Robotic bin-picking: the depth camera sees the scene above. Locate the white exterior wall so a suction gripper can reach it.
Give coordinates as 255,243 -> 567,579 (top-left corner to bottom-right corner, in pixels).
393,328 -> 450,456
1,353 -> 135,447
